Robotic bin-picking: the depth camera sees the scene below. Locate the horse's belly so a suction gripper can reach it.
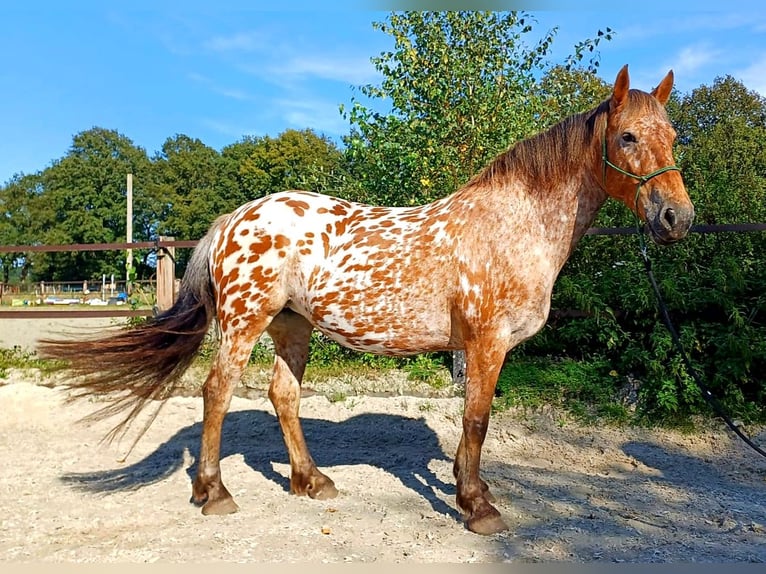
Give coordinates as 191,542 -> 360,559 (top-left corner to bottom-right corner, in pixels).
288,294 -> 454,355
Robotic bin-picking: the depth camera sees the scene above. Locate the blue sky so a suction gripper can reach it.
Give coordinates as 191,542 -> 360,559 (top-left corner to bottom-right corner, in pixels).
2,2 -> 765,184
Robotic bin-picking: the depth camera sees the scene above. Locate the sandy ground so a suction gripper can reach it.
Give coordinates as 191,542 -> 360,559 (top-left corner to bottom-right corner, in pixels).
1,318 -> 766,563
0,316 -> 121,352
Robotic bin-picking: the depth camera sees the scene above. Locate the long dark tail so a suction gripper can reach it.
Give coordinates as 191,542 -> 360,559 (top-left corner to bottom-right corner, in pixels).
38,214 -> 229,444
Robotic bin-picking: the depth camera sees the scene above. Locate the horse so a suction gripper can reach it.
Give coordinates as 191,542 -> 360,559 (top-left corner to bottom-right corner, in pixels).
39,65 -> 694,535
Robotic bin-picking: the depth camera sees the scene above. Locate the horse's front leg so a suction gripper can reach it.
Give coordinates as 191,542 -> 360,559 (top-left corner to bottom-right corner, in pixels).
453,338 -> 508,535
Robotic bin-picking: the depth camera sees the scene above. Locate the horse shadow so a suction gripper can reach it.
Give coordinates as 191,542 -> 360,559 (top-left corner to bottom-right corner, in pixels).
621,439 -> 766,510
60,408 -> 459,520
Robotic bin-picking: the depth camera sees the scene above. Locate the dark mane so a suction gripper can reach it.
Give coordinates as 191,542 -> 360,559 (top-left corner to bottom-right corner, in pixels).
466,101 -> 607,191
466,90 -> 663,192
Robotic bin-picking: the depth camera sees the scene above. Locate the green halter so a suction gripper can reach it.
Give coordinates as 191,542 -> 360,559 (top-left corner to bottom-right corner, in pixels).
601,130 -> 681,214
601,127 -> 682,251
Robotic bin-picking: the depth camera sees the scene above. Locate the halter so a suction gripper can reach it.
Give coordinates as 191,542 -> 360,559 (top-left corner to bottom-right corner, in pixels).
601,126 -> 681,221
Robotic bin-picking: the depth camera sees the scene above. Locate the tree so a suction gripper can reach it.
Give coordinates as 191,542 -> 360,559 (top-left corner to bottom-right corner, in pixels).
670,76 -> 766,225
31,128 -> 151,281
220,129 -> 346,201
148,135 -> 225,242
0,173 -> 40,285
344,11 -> 612,206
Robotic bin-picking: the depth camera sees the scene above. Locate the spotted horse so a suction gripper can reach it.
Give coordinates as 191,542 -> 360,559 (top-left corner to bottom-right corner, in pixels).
40,66 -> 694,535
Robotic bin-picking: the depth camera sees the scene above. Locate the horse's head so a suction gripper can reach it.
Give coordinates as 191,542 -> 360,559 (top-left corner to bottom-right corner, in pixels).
601,65 -> 694,245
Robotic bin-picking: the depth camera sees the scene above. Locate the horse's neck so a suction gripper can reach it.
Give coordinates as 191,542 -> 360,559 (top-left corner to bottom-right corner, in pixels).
567,175 -> 609,252
453,155 -> 607,271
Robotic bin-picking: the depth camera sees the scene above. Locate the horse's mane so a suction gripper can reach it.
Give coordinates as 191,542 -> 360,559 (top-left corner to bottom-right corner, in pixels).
466,90 -> 662,192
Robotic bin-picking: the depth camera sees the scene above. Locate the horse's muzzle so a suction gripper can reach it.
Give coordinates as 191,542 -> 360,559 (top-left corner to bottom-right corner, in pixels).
644,189 -> 695,245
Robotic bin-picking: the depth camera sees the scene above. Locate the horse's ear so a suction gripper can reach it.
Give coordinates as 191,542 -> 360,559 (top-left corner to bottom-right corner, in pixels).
610,64 -> 630,111
651,70 -> 674,106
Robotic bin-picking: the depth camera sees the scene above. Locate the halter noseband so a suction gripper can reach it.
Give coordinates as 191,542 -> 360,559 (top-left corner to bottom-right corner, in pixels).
601,126 -> 681,213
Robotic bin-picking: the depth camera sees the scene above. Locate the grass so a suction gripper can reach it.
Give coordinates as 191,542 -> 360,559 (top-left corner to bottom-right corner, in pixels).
493,355 -> 632,425
0,331 -> 706,429
0,346 -> 64,378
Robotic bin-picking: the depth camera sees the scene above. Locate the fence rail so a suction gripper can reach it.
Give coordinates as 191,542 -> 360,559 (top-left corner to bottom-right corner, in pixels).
0,239 -> 197,254
583,223 -> 766,235
2,224 -> 766,256
2,223 -> 765,322
0,309 -> 154,319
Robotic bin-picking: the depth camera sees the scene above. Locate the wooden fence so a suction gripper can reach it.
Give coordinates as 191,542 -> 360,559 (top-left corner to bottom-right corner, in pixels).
0,237 -> 189,319
1,222 -> 765,324
2,223 -> 765,384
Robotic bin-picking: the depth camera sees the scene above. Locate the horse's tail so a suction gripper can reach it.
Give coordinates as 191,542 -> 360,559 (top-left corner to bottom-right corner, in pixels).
38,214 -> 229,445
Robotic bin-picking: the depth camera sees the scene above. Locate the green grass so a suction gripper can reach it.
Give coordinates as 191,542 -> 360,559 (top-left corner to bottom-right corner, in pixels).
493,356 -> 631,424
0,346 -> 64,378
188,333 -> 451,388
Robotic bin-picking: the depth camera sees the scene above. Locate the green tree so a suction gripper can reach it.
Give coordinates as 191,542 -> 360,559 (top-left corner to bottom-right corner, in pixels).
0,173 -> 40,285
220,128 -> 346,201
671,76 -> 766,224
344,11 -> 612,206
149,134 -> 225,242
31,128 -> 151,282
536,65 -> 612,130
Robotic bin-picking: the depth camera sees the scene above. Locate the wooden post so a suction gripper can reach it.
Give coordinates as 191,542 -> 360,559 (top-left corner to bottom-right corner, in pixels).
126,173 -> 134,295
156,236 -> 176,312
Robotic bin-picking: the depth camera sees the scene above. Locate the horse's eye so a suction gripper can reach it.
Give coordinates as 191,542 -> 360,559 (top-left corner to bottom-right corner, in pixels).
622,132 -> 637,144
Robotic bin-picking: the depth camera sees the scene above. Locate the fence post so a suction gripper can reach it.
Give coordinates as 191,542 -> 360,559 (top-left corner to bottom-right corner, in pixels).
452,349 -> 466,388
156,236 -> 176,312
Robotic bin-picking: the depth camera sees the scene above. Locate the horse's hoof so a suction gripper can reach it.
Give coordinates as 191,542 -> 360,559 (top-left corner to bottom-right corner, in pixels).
201,496 -> 240,516
467,513 -> 509,535
307,476 -> 339,500
292,471 -> 339,500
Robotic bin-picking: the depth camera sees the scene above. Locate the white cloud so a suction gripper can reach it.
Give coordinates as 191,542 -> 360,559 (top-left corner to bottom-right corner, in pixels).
619,13 -> 760,41
188,72 -> 252,101
735,54 -> 766,95
200,118 -> 259,139
276,98 -> 349,136
667,43 -> 722,76
277,55 -> 379,86
199,98 -> 349,142
203,31 -> 269,53
202,28 -> 380,89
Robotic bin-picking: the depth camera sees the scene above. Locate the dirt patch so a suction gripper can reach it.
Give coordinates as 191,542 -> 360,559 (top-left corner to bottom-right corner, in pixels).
1,370 -> 765,563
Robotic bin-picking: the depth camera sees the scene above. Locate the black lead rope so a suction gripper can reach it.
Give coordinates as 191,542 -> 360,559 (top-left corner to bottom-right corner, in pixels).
602,127 -> 766,458
639,243 -> 766,459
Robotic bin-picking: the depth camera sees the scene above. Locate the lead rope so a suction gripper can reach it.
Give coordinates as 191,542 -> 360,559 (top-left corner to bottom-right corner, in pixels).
602,132 -> 766,459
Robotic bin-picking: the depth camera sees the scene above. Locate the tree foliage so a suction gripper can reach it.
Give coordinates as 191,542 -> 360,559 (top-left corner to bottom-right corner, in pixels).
344,11 -> 611,206
28,128 -> 152,281
0,127 -> 344,280
0,173 -> 39,284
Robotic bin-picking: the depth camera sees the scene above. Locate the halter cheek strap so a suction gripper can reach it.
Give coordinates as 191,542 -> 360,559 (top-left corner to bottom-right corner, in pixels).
601,129 -> 681,215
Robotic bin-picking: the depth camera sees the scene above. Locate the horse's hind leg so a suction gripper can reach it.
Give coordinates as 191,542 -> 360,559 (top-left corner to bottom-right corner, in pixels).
191,323 -> 264,515
267,310 -> 338,499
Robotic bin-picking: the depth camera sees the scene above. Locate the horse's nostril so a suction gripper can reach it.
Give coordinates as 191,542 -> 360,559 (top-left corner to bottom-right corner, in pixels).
663,207 -> 677,229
